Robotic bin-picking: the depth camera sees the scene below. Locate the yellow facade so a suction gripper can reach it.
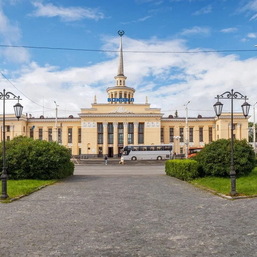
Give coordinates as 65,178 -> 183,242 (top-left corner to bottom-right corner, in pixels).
0,111 -> 249,158
0,34 -> 249,158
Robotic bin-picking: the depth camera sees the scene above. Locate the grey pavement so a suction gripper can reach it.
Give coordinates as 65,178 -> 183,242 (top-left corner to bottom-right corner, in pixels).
1,163 -> 257,257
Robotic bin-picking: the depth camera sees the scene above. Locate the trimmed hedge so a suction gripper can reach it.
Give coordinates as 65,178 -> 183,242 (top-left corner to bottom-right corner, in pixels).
165,159 -> 199,181
0,136 -> 74,180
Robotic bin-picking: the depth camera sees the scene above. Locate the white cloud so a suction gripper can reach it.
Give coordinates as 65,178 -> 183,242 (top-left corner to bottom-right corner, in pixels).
122,15 -> 152,25
0,5 -> 30,63
180,26 -> 210,36
241,32 -> 257,42
0,8 -> 20,41
6,36 -> 257,121
193,5 -> 212,15
240,0 -> 257,20
247,33 -> 257,38
220,27 -> 238,33
31,2 -> 105,21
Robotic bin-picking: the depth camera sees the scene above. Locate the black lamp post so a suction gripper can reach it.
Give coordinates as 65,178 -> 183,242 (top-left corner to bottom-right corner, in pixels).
213,89 -> 250,196
0,89 -> 23,199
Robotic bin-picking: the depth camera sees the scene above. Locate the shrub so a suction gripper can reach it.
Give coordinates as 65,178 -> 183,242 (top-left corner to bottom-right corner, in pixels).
0,136 -> 74,180
165,159 -> 199,181
194,139 -> 255,177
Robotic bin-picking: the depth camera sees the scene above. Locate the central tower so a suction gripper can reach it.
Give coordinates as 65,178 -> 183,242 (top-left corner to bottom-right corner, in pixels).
107,30 -> 135,104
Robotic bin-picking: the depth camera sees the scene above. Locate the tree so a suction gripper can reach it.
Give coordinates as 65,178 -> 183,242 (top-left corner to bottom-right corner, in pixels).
194,139 -> 255,177
0,136 -> 74,180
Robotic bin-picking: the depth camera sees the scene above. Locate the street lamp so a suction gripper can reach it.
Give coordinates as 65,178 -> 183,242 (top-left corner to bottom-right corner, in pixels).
0,89 -> 23,199
184,101 -> 190,158
213,89 -> 250,196
253,102 -> 257,153
54,101 -> 59,142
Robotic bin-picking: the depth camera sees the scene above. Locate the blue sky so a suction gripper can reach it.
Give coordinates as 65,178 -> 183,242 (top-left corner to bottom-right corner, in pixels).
0,0 -> 257,118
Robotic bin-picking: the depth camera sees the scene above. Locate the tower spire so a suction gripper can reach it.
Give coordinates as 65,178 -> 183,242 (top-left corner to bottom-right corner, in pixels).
117,30 -> 125,76
107,30 -> 135,105
114,30 -> 127,87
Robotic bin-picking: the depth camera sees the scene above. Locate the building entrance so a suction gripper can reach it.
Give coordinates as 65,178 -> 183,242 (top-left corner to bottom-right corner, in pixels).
98,147 -> 103,158
118,146 -> 123,157
108,147 -> 113,157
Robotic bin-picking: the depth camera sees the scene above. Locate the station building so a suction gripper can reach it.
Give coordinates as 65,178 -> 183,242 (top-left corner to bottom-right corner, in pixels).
0,34 -> 249,158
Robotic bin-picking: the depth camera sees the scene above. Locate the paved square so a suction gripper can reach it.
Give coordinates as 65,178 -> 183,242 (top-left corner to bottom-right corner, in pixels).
0,163 -> 257,257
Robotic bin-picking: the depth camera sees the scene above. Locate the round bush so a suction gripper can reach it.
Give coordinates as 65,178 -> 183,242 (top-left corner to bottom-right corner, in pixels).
0,136 -> 74,179
194,139 -> 255,177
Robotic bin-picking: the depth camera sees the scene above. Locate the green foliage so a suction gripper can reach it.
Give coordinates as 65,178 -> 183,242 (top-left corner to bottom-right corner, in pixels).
194,139 -> 255,177
6,180 -> 57,200
165,159 -> 199,181
0,136 -> 74,180
191,168 -> 257,196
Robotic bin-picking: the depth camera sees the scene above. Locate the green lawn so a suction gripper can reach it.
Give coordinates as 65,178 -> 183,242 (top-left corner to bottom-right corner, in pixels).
0,180 -> 57,203
191,168 -> 257,196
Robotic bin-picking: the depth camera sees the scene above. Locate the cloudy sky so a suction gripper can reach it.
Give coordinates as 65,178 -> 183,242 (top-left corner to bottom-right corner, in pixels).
0,0 -> 257,119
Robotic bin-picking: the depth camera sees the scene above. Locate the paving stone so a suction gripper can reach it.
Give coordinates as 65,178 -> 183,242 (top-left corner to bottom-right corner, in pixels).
0,164 -> 257,257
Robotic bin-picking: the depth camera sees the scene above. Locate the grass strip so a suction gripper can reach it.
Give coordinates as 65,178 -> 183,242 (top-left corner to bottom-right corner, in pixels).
0,180 -> 57,203
191,168 -> 257,196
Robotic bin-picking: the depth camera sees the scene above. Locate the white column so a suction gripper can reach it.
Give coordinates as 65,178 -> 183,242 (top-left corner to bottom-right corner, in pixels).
123,122 -> 128,146
113,122 -> 118,157
134,122 -> 138,145
103,122 -> 108,155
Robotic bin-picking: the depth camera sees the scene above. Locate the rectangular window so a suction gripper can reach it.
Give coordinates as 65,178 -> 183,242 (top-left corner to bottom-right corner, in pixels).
161,127 -> 164,143
169,127 -> 174,142
30,127 -> 34,139
39,128 -> 43,140
179,127 -> 184,142
189,127 -> 193,142
199,127 -> 203,142
128,123 -> 134,144
78,128 -> 81,143
48,128 -> 52,142
108,123 -> 113,144
6,126 -> 10,132
68,128 -> 72,143
58,128 -> 62,143
97,123 -> 103,144
208,127 -> 213,142
118,123 -> 124,144
138,123 -> 144,144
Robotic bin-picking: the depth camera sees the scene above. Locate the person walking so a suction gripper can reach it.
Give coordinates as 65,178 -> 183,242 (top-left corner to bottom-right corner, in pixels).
104,155 -> 108,165
119,156 -> 124,165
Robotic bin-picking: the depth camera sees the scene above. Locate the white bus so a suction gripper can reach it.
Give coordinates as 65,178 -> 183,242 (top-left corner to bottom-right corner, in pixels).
122,144 -> 173,161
